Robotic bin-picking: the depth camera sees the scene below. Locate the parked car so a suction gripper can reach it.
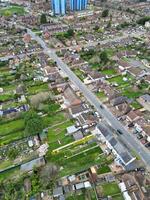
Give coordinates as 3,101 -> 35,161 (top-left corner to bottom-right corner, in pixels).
100,105 -> 104,109
117,129 -> 123,135
137,134 -> 143,139
145,142 -> 150,148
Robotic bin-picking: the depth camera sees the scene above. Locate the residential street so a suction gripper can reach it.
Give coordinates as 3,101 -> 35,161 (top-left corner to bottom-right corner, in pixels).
27,28 -> 150,168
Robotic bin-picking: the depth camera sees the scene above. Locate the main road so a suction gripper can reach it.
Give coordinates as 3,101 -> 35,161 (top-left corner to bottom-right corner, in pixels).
27,28 -> 150,168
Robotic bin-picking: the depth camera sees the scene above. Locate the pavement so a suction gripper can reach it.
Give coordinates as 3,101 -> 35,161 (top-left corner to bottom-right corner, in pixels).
26,28 -> 150,169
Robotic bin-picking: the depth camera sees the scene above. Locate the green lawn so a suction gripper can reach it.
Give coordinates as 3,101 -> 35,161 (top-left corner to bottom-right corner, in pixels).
72,68 -> 85,81
0,112 -> 68,146
108,75 -> 133,86
47,144 -> 107,177
0,130 -> 25,146
96,91 -> 107,102
97,165 -> 111,174
66,189 -> 97,200
112,194 -> 124,200
48,120 -> 74,151
0,94 -> 14,102
27,83 -> 49,94
66,193 -> 85,200
0,166 -> 20,182
131,101 -> 142,110
0,119 -> 24,136
102,182 -> 121,196
0,6 -> 26,16
122,89 -> 143,99
0,160 -> 13,170
101,68 -> 117,76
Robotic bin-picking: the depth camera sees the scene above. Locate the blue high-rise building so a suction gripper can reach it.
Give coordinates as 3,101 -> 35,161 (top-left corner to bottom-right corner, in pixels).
70,0 -> 88,11
52,0 -> 66,15
51,0 -> 88,15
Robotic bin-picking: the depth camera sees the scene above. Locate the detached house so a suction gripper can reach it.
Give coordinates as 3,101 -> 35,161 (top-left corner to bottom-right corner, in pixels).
138,94 -> 150,112
127,67 -> 146,78
68,103 -> 90,118
126,110 -> 142,123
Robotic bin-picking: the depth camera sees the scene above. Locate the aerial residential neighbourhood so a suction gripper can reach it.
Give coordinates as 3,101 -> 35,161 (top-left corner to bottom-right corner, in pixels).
0,0 -> 150,199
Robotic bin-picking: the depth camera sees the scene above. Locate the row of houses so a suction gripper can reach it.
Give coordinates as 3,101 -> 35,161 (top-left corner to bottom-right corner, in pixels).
95,123 -> 136,170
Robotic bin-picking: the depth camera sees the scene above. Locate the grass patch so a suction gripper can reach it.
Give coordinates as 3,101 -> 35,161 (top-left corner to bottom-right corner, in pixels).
122,89 -> 142,99
112,194 -> 124,200
97,165 -> 111,174
102,182 -> 121,196
27,83 -> 49,94
0,130 -> 25,146
0,166 -> 20,182
48,119 -> 74,151
0,119 -> 24,136
72,68 -> 85,81
131,101 -> 142,110
101,68 -> 117,76
0,112 -> 68,146
47,144 -> 106,177
0,94 -> 14,102
108,75 -> 132,86
0,6 -> 26,16
96,91 -> 107,102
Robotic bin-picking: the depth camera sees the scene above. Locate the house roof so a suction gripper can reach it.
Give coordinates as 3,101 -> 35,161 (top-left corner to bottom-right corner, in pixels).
126,110 -> 142,121
88,70 -> 105,80
63,85 -> 81,106
73,131 -> 83,140
67,125 -> 79,134
97,123 -> 134,165
142,125 -> 150,136
127,67 -> 143,76
140,94 -> 150,102
111,96 -> 128,106
53,187 -> 63,197
69,103 -> 88,115
145,75 -> 150,83
20,157 -> 45,172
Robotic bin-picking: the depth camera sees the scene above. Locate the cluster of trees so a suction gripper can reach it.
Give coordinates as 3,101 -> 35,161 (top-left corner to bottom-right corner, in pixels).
24,110 -> 44,136
0,164 -> 58,199
102,9 -> 109,18
88,50 -> 109,66
56,28 -> 74,41
137,16 -> 150,25
6,148 -> 19,160
30,91 -> 51,109
40,14 -> 47,24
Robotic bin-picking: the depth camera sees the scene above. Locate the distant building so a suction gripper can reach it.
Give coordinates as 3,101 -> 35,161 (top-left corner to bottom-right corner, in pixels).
52,0 -> 66,15
51,0 -> 88,15
70,0 -> 88,11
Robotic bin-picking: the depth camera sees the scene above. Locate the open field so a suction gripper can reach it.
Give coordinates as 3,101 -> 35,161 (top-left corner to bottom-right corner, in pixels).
0,112 -> 69,146
66,189 -> 97,200
0,6 -> 26,16
47,138 -> 111,177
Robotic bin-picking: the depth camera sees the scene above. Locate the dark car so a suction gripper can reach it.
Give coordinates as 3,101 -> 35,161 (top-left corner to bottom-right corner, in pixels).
137,167 -> 145,172
145,142 -> 150,148
137,134 -> 143,139
100,105 -> 104,109
117,129 -> 123,135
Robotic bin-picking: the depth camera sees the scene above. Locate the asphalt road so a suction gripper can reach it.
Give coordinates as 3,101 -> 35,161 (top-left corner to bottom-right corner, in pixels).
27,28 -> 150,168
